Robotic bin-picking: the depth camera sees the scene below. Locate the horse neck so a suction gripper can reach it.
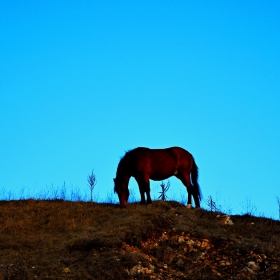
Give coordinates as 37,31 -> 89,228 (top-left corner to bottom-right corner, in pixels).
117,173 -> 130,187
116,158 -> 131,185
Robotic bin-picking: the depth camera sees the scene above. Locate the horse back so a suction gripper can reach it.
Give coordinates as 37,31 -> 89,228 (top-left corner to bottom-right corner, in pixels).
130,147 -> 193,180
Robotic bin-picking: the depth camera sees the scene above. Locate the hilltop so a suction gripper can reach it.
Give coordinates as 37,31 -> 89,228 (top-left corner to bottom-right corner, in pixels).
0,200 -> 279,279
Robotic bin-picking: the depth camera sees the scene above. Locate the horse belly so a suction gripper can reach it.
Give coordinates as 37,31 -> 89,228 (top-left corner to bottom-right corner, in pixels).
150,173 -> 173,181
149,165 -> 176,181
149,151 -> 178,181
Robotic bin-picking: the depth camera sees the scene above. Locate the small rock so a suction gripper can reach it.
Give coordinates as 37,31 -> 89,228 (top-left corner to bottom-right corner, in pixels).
149,264 -> 155,273
197,252 -> 206,260
247,261 -> 259,271
143,267 -> 152,275
220,260 -> 231,266
200,239 -> 210,249
178,236 -> 185,243
240,266 -> 257,276
63,267 -> 70,274
221,215 -> 234,225
130,263 -> 144,276
186,239 -> 195,246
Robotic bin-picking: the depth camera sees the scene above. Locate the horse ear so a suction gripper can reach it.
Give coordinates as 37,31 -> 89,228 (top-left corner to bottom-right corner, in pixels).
113,178 -> 116,183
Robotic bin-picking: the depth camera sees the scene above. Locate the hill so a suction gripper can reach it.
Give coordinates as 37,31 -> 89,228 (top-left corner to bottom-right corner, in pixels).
0,200 -> 279,279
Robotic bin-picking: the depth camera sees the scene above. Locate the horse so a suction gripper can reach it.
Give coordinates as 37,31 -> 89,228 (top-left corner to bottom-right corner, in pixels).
114,147 -> 201,208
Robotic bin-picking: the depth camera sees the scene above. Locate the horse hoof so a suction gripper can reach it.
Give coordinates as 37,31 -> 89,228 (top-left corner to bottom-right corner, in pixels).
147,204 -> 152,207
186,204 -> 192,209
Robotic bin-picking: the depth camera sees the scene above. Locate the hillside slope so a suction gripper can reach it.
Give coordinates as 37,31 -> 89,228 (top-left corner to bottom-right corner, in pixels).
0,200 -> 279,279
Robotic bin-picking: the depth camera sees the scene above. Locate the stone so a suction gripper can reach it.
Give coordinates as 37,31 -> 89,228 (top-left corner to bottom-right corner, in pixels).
178,236 -> 185,243
247,261 -> 259,271
221,215 -> 234,225
239,266 -> 257,276
129,263 -> 144,276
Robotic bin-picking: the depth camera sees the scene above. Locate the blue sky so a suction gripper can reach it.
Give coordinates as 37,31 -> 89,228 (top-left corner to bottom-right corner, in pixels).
1,1 -> 280,219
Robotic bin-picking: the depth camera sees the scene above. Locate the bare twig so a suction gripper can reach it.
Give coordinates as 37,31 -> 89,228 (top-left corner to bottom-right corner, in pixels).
158,181 -> 170,201
87,170 -> 97,202
207,196 -> 220,213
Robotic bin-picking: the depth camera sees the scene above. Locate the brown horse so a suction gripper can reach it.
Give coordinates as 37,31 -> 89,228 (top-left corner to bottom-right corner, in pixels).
114,147 -> 201,208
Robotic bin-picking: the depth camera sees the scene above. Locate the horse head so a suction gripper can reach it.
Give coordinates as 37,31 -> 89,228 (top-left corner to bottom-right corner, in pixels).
114,178 -> 130,207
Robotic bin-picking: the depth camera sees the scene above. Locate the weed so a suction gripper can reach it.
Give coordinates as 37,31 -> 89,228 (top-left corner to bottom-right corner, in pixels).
158,181 -> 170,201
87,169 -> 97,202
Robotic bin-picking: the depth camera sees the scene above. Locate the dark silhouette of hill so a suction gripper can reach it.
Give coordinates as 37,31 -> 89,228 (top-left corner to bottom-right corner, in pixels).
0,199 -> 279,279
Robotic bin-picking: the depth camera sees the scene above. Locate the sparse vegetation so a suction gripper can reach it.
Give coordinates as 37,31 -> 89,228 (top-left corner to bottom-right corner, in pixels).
0,198 -> 279,279
207,195 -> 220,213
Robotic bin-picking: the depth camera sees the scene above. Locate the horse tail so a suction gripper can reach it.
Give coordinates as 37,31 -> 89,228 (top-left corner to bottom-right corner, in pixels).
191,157 -> 202,201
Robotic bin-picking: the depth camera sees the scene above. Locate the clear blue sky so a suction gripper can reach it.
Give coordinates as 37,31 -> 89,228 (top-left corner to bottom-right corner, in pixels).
1,1 -> 279,219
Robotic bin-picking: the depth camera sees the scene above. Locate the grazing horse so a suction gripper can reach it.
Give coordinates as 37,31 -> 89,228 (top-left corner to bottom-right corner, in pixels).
114,147 -> 201,208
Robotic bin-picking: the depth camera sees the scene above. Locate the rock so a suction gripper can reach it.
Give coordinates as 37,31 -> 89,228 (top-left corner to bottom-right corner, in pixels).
129,262 -> 145,276
186,239 -> 195,246
200,239 -> 211,250
143,267 -> 152,275
216,214 -> 234,225
129,263 -> 154,276
178,236 -> 185,243
239,266 -> 257,276
149,264 -> 155,273
197,252 -> 206,260
220,215 -> 234,225
175,254 -> 186,267
247,261 -> 259,271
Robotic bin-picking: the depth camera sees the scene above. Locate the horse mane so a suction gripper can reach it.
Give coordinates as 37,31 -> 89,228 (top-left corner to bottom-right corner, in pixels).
116,149 -> 132,179
120,149 -> 131,160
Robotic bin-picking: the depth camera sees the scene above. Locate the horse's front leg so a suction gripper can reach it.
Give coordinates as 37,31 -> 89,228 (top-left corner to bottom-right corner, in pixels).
144,179 -> 152,205
146,187 -> 152,205
135,178 -> 147,205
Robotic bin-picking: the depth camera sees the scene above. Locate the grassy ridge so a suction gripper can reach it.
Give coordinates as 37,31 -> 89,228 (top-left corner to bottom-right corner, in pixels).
0,200 -> 279,279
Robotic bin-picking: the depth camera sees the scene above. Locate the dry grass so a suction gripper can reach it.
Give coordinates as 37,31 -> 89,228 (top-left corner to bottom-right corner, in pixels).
0,199 -> 279,279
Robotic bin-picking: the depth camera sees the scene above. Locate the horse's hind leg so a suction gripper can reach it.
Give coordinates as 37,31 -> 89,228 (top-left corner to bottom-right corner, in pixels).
146,186 -> 152,205
186,190 -> 192,208
176,172 -> 193,208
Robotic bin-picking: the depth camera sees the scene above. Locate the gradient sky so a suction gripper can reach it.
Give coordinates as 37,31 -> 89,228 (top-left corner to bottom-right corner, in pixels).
1,1 -> 280,219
